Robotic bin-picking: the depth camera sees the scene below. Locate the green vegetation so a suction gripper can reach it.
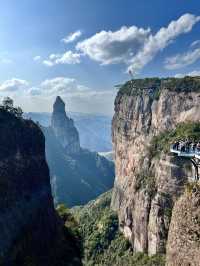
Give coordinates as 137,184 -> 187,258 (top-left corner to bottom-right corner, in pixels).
56,204 -> 82,247
134,169 -> 156,197
118,76 -> 200,99
0,97 -> 23,118
119,77 -> 161,98
71,190 -> 165,266
163,76 -> 200,92
149,122 -> 200,158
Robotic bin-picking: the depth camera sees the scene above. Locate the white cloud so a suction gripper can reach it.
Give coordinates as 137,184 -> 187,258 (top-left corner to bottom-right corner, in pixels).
61,30 -> 82,44
128,13 -> 200,73
43,51 -> 81,66
76,26 -> 150,65
175,70 -> 200,78
0,77 -> 115,115
33,55 -> 41,62
0,78 -> 29,92
76,13 -> 200,73
191,40 -> 200,47
43,60 -> 54,67
0,58 -> 13,64
40,77 -> 89,95
164,45 -> 200,70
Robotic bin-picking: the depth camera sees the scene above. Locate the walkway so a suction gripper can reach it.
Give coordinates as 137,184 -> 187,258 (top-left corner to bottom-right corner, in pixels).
170,144 -> 200,180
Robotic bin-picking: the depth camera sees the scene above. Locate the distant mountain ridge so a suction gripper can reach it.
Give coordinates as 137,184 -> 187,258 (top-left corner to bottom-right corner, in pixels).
25,110 -> 112,152
42,96 -> 115,207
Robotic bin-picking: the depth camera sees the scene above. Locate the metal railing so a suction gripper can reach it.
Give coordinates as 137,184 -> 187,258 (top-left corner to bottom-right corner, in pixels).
170,144 -> 200,180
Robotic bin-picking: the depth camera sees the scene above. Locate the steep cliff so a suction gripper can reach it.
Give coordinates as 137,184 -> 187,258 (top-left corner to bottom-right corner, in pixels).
0,108 -> 81,266
43,96 -> 114,207
51,96 -> 80,154
72,190 -> 165,266
111,77 -> 200,255
166,182 -> 200,266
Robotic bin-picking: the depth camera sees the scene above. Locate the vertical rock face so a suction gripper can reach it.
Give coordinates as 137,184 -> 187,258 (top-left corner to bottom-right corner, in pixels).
43,96 -> 115,207
166,184 -> 200,266
111,78 -> 200,255
51,96 -> 80,154
0,109 -> 81,265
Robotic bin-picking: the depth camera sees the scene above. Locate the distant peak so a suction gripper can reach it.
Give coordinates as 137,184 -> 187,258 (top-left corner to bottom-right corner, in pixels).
53,96 -> 66,114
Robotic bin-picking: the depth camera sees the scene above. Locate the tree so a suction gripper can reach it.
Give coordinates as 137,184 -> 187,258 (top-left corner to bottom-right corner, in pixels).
0,97 -> 23,118
14,107 -> 23,118
2,97 -> 14,111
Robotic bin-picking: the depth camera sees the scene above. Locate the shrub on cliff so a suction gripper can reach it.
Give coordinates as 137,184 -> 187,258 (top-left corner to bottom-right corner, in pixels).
72,190 -> 165,266
0,97 -> 23,118
149,122 -> 200,158
118,76 -> 200,98
56,204 -> 82,254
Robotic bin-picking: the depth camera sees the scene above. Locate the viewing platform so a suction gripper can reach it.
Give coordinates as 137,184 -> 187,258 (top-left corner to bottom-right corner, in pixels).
170,147 -> 200,160
170,144 -> 200,180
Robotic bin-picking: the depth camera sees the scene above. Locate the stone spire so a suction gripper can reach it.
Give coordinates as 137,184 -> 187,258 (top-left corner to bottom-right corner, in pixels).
51,96 -> 80,154
53,96 -> 65,115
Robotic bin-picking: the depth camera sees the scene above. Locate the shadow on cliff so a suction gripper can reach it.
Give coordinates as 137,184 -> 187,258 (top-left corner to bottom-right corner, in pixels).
0,108 -> 82,266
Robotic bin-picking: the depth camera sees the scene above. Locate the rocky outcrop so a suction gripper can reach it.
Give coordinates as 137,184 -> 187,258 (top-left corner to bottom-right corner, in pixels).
0,109 -> 81,265
111,77 -> 200,255
51,96 -> 80,154
166,183 -> 200,266
24,112 -> 112,152
43,97 -> 115,207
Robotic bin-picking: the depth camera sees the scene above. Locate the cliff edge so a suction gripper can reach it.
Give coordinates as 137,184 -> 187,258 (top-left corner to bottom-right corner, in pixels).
0,108 -> 81,265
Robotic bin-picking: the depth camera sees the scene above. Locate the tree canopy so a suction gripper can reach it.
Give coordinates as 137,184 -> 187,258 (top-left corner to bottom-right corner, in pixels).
0,97 -> 23,118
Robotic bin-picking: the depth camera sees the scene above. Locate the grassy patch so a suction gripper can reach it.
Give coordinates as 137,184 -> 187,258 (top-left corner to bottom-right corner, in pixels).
72,191 -> 165,266
118,76 -> 200,98
149,122 -> 200,158
134,170 -> 156,197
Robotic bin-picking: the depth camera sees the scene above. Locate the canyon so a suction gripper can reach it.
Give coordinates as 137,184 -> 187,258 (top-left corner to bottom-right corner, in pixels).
1,77 -> 200,265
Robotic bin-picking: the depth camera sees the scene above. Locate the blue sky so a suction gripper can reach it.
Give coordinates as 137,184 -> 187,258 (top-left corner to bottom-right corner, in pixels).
0,0 -> 200,114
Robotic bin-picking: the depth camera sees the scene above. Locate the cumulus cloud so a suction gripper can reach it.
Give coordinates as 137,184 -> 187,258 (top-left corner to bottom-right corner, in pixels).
76,13 -> 200,73
33,55 -> 41,62
61,30 -> 82,44
0,78 -> 29,92
128,13 -> 200,73
0,77 -> 115,115
43,51 -> 81,66
76,26 -> 150,65
164,44 -> 200,70
40,77 -> 90,95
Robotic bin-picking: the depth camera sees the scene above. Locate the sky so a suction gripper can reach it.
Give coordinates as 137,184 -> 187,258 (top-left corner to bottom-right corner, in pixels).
0,0 -> 200,115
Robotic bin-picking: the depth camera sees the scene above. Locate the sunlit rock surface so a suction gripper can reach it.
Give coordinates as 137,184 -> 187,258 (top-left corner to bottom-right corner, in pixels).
111,77 -> 200,255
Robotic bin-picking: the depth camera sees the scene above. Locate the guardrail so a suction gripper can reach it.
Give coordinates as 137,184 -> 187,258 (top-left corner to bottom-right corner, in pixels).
170,145 -> 200,180
170,146 -> 200,160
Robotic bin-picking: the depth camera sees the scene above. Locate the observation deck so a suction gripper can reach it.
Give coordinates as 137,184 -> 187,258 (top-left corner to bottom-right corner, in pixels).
170,144 -> 200,180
